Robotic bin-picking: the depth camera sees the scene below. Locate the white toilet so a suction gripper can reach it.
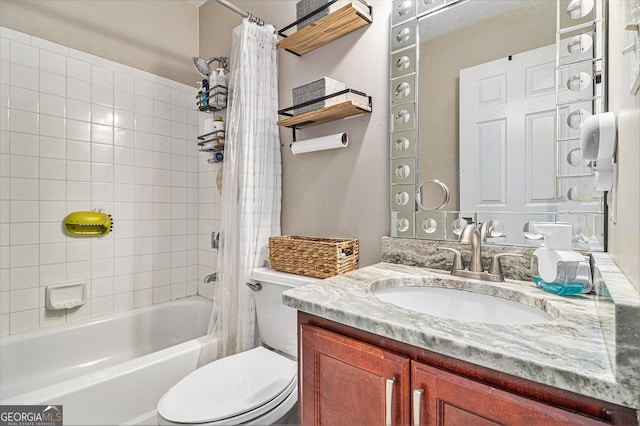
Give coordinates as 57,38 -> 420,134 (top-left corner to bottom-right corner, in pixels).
157,267 -> 318,425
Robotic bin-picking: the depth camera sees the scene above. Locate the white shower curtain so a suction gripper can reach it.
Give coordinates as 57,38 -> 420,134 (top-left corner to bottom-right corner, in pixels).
200,19 -> 281,365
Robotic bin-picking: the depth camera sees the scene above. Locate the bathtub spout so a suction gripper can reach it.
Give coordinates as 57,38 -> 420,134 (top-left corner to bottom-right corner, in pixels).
203,273 -> 217,283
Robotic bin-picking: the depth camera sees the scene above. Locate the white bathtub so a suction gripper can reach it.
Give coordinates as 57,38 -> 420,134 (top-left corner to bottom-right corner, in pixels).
0,296 -> 213,425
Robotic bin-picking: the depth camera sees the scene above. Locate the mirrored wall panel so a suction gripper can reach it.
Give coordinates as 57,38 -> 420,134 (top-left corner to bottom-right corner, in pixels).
389,0 -> 606,250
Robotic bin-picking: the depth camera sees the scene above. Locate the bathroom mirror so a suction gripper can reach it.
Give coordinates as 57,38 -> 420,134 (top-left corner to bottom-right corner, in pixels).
390,0 -> 606,250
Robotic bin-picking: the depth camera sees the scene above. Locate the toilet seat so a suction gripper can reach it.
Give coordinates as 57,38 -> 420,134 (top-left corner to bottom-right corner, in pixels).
157,346 -> 297,425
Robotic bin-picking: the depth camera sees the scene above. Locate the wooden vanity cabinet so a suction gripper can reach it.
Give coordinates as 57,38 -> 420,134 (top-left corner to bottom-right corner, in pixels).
300,323 -> 410,425
412,361 -> 607,425
298,313 -> 638,426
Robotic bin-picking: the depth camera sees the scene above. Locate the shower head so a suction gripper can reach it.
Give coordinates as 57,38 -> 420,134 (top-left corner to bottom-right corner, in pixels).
193,56 -> 212,77
192,56 -> 230,78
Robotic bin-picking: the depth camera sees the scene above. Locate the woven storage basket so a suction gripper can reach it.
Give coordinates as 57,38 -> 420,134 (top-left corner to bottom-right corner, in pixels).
269,236 -> 358,279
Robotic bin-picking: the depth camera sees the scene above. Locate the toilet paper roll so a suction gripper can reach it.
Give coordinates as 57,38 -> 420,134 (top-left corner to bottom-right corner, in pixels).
291,133 -> 348,155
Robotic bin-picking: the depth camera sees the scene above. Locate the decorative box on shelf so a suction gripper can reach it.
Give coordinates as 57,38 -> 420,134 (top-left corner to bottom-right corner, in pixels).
278,0 -> 373,56
293,77 -> 347,115
295,0 -> 364,30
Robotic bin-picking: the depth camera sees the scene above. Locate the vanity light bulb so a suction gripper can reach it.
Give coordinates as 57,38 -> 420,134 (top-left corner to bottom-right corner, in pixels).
566,0 -> 594,19
567,34 -> 593,54
422,218 -> 438,234
396,1 -> 412,17
396,27 -> 411,44
395,191 -> 410,206
396,218 -> 410,232
395,164 -> 411,179
567,72 -> 592,91
566,148 -> 588,167
567,109 -> 591,129
523,222 -> 543,240
567,186 -> 593,202
395,110 -> 410,124
396,56 -> 411,71
451,218 -> 468,236
395,137 -> 410,152
395,82 -> 411,98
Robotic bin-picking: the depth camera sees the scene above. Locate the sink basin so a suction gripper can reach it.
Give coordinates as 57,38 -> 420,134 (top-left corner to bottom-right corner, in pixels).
373,286 -> 554,325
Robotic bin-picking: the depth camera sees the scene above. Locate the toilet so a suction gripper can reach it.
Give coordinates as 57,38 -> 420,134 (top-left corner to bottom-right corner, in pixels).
157,267 -> 318,425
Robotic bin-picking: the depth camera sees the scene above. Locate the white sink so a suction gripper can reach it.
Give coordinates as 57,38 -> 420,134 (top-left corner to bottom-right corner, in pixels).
373,286 -> 554,325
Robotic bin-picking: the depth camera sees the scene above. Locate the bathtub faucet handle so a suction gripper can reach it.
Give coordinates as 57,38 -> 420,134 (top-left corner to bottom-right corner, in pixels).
211,232 -> 220,249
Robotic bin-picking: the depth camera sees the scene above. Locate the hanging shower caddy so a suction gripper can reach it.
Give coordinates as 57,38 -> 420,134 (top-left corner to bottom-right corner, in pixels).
196,76 -> 228,112
195,61 -> 229,112
193,56 -> 229,162
198,115 -> 225,163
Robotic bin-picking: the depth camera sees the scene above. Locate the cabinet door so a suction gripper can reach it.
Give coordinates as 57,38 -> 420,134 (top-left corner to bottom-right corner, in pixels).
300,324 -> 410,426
411,361 -> 607,426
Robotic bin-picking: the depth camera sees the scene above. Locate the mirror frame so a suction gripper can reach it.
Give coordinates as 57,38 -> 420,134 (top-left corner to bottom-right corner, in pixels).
389,0 -> 607,251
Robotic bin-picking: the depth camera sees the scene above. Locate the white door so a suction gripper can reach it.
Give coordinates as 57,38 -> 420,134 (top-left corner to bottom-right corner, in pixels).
459,44 -> 559,213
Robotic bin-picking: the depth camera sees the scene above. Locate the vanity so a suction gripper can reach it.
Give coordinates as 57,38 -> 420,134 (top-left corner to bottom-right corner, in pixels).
282,239 -> 640,425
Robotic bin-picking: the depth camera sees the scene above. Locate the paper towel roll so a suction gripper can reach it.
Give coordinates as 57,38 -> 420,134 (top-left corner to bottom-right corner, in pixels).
291,133 -> 348,155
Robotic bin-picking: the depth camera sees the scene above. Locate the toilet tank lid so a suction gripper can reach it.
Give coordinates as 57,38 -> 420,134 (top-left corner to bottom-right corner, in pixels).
250,267 -> 319,287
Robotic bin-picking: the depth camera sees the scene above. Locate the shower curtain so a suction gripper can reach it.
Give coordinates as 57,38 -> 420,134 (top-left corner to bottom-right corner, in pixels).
200,18 -> 281,365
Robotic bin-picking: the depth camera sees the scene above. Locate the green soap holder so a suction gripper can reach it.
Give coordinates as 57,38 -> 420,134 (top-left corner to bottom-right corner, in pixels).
64,211 -> 113,236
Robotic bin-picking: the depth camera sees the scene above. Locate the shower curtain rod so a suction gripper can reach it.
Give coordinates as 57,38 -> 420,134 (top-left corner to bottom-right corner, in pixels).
216,0 -> 266,25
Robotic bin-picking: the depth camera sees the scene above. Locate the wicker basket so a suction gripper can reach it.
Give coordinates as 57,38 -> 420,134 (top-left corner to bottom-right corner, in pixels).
269,236 -> 359,279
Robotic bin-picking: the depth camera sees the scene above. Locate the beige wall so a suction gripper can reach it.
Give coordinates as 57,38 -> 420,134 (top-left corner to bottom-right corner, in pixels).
0,0 -> 199,85
200,1 -> 391,267
607,0 -> 640,291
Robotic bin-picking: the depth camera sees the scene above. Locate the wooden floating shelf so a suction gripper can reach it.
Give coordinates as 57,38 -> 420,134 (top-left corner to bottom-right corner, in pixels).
277,2 -> 373,56
277,100 -> 371,129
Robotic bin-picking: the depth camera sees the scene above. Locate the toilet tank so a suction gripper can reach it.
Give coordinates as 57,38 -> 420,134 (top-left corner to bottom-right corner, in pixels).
250,268 -> 319,358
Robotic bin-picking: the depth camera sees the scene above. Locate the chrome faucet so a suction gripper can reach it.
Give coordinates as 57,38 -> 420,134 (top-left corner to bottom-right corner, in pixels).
459,224 -> 483,272
438,224 -> 522,282
203,272 -> 217,283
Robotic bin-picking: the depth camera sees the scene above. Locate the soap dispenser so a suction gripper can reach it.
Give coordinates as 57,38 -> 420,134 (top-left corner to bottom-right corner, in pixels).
531,223 -> 593,295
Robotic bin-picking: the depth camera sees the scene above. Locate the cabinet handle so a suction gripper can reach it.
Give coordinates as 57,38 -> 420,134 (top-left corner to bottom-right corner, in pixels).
412,388 -> 424,425
385,378 -> 395,426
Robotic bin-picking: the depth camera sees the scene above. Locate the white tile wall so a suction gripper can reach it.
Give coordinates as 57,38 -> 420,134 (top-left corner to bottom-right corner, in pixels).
0,26 -> 221,336
198,126 -> 222,299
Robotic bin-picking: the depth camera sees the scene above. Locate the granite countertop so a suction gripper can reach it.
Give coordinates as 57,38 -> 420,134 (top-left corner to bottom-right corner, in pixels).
282,260 -> 640,409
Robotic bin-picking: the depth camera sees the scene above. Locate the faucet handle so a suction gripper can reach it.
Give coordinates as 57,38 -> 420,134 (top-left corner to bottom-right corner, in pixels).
438,247 -> 464,272
488,253 -> 524,277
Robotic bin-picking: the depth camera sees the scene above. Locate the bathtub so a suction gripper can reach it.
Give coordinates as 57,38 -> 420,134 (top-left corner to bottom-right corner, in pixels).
0,296 -> 213,425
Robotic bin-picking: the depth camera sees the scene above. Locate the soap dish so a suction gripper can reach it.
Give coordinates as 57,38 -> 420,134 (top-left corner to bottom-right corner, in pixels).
45,282 -> 86,310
